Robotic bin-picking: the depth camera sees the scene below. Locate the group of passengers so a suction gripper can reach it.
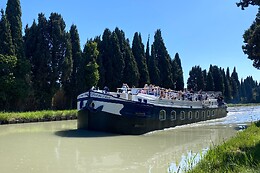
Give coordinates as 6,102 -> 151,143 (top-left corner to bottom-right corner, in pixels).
140,84 -> 216,102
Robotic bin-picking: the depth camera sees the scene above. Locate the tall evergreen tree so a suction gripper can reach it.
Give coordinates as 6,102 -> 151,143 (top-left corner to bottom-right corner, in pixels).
231,67 -> 240,103
6,0 -> 23,58
99,28 -> 113,89
110,29 -> 125,90
24,14 -> 51,109
202,69 -> 207,90
24,13 -> 73,110
67,24 -> 82,108
224,67 -> 232,102
0,9 -> 14,55
173,53 -> 184,90
151,29 -> 173,88
206,69 -> 214,91
187,65 -> 204,91
6,0 -> 30,110
123,39 -> 140,87
209,65 -> 224,93
132,32 -> 150,87
149,44 -> 161,86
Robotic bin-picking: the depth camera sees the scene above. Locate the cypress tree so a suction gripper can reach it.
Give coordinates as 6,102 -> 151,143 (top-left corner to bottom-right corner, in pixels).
132,32 -> 150,87
152,29 -> 173,88
206,69 -> 214,91
187,65 -> 204,91
110,28 -> 125,90
231,67 -> 240,103
6,0 -> 23,58
123,39 -> 140,87
224,68 -> 232,102
173,53 -> 184,90
202,69 -> 207,90
68,24 -> 82,108
99,28 -> 113,89
24,13 -> 52,110
149,44 -> 161,86
0,9 -> 14,55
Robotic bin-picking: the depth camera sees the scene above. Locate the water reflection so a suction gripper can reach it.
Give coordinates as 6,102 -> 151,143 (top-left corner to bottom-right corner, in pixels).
0,106 -> 259,173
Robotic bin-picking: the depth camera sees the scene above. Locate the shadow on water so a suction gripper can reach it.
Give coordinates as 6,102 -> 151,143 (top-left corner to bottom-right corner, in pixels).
55,129 -> 120,138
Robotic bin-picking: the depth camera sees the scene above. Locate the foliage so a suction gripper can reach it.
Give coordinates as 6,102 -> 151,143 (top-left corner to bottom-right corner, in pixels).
236,0 -> 260,9
151,29 -> 173,88
242,9 -> 260,69
0,54 -> 17,110
1,0 -> 260,112
83,41 -> 100,90
0,110 -> 77,122
132,32 -> 150,87
187,121 -> 260,173
187,66 -> 205,91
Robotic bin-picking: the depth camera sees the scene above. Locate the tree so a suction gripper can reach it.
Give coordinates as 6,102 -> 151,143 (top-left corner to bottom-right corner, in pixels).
206,70 -> 214,91
6,0 -> 30,110
82,41 -> 100,90
123,39 -> 140,87
66,24 -> 82,108
224,67 -> 232,102
242,9 -> 260,69
0,9 -> 14,55
209,65 -> 224,93
172,53 -> 184,90
132,32 -> 150,87
231,67 -> 240,103
24,13 -> 73,110
151,29 -> 173,88
187,65 -> 204,91
0,54 -> 17,110
149,44 -> 161,86
236,0 -> 260,9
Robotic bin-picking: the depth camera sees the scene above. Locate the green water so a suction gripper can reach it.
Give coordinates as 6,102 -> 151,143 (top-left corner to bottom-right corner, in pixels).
0,119 -> 239,173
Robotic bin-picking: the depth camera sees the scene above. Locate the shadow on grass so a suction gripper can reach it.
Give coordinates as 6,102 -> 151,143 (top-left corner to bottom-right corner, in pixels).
55,129 -> 120,138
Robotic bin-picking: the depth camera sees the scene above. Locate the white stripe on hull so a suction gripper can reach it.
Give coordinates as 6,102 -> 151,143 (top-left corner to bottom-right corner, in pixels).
93,100 -> 123,115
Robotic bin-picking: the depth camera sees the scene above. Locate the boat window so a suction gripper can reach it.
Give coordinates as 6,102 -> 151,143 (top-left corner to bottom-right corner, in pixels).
159,110 -> 166,121
202,111 -> 205,119
170,111 -> 176,121
180,111 -> 185,120
188,111 -> 192,119
207,110 -> 210,117
195,111 -> 199,119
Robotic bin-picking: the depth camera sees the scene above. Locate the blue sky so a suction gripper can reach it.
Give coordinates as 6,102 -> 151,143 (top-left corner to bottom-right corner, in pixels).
1,0 -> 259,84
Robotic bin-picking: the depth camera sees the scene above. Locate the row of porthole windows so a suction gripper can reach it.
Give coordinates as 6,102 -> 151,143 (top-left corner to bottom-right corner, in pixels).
159,110 -> 216,121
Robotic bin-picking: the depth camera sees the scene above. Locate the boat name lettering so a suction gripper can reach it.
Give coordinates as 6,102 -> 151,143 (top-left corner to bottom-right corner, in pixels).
91,93 -> 111,99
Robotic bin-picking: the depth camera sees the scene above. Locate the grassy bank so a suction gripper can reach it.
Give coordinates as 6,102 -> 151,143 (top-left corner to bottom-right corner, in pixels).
0,110 -> 77,124
186,121 -> 260,173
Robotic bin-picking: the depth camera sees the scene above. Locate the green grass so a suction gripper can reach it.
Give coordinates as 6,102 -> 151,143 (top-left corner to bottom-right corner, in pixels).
186,121 -> 260,173
0,110 -> 77,123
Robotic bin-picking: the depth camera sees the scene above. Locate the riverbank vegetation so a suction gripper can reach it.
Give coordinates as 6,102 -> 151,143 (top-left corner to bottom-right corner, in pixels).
1,0 -> 260,112
0,110 -> 77,124
186,121 -> 260,173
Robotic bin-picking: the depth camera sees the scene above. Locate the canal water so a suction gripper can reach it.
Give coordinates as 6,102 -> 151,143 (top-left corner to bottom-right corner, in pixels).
0,106 -> 260,173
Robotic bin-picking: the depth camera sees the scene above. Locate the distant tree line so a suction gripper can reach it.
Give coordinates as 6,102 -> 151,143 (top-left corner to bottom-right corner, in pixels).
187,65 -> 260,103
0,0 -> 259,111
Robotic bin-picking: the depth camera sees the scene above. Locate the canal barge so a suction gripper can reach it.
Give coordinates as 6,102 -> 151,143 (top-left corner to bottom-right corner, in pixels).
77,84 -> 228,135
